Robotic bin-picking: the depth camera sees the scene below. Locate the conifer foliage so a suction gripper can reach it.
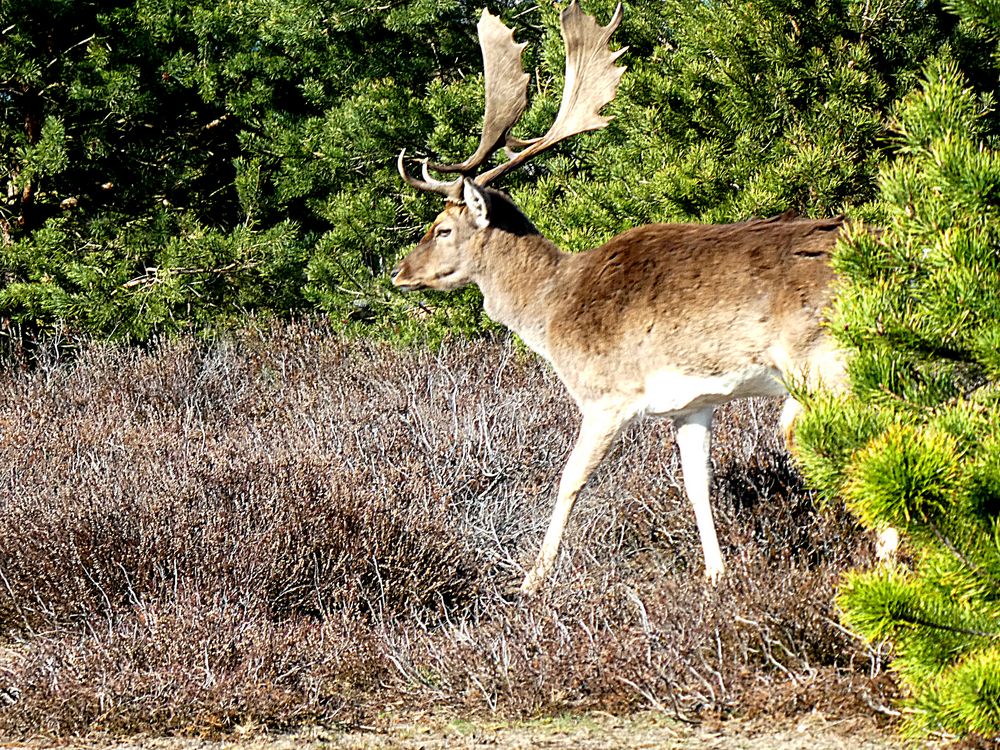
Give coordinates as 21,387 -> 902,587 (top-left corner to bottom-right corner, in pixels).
0,0 -> 482,341
795,57 -> 1000,741
0,0 -> 971,341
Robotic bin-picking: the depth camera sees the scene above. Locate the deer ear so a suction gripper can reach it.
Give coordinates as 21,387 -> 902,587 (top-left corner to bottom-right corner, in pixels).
462,180 -> 491,229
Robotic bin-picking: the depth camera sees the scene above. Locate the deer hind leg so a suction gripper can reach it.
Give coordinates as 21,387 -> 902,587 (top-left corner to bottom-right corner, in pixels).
875,527 -> 900,560
520,407 -> 627,596
675,408 -> 724,584
779,396 -> 802,452
780,389 -> 900,563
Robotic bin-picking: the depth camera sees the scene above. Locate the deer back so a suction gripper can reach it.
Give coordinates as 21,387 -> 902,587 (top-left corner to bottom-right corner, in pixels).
539,214 -> 845,410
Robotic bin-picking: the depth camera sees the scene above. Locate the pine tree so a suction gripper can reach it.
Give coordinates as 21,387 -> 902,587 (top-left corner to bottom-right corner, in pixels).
0,0 -> 990,341
513,0 -> 974,239
795,57 -> 1000,740
0,0 -> 483,341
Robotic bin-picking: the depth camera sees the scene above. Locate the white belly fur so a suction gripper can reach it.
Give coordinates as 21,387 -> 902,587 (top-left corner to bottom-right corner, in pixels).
641,366 -> 787,417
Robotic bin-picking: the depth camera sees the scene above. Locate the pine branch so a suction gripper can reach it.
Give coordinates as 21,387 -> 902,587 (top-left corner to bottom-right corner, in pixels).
929,522 -> 1000,589
895,608 -> 1000,640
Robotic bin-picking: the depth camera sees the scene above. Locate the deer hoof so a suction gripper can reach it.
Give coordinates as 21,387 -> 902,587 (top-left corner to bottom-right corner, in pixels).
704,563 -> 725,586
519,567 -> 548,598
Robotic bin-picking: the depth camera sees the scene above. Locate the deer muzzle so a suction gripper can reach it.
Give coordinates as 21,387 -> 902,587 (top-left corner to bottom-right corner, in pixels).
390,262 -> 424,292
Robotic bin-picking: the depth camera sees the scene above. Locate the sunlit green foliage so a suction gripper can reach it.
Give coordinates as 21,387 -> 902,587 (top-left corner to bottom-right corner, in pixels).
795,57 -> 1000,741
1,0 -> 480,341
0,0 -> 985,341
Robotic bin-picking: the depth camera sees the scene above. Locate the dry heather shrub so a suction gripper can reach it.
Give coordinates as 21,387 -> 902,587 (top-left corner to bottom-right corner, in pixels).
0,329 -> 483,628
7,599 -> 382,734
380,401 -> 888,721
0,321 -> 893,736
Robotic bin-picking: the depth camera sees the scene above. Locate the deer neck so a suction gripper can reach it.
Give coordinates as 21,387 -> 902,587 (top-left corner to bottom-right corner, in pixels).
473,229 -> 563,359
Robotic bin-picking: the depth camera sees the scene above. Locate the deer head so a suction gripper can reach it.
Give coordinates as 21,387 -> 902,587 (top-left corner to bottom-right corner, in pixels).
392,0 -> 627,292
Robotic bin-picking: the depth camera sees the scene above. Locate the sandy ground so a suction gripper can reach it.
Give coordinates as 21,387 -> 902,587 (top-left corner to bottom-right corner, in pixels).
0,711 -> 941,750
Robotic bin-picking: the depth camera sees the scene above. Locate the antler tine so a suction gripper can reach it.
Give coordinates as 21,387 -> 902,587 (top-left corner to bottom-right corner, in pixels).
429,9 -> 531,174
475,0 -> 626,187
397,150 -> 463,201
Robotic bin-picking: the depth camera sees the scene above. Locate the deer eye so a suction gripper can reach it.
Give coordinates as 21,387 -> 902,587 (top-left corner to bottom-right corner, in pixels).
436,227 -> 452,238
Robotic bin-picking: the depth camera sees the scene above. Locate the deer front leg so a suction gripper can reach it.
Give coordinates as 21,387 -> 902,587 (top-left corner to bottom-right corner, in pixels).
675,408 -> 724,584
520,408 -> 626,596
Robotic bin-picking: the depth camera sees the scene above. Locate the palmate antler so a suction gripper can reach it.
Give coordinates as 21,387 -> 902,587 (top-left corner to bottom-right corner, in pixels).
398,0 -> 626,200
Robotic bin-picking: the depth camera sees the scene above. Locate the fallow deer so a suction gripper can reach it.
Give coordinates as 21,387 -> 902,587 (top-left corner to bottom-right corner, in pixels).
392,1 -> 853,596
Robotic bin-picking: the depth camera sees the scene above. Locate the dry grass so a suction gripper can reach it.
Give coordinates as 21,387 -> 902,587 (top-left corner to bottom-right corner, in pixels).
0,321 -> 893,737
